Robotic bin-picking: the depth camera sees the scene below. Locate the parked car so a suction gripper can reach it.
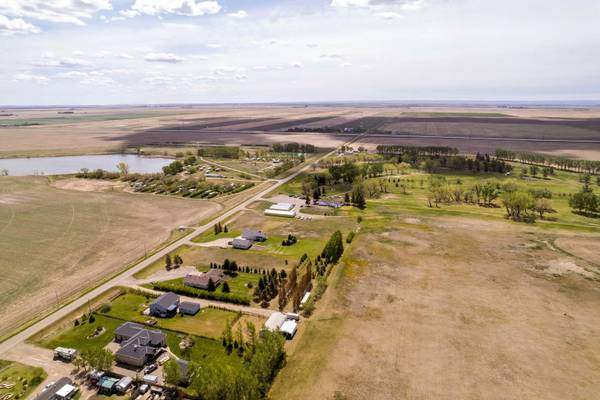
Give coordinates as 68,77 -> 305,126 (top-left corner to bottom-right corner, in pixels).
143,364 -> 158,374
139,384 -> 149,394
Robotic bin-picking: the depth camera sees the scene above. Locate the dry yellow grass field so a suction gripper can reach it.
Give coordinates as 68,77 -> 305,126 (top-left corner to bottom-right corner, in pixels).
271,216 -> 600,400
0,176 -> 220,338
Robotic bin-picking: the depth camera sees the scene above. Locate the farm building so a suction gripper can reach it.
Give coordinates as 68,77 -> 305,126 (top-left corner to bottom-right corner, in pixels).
242,228 -> 267,241
265,312 -> 288,331
179,301 -> 201,315
184,269 -> 224,290
149,292 -> 180,317
115,377 -> 133,393
315,200 -> 344,208
270,202 -> 294,211
265,312 -> 299,339
55,383 -> 77,400
232,238 -> 253,249
264,208 -> 296,218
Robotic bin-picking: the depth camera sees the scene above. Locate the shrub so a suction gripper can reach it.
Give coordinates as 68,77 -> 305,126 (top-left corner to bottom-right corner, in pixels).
99,303 -> 112,313
346,231 -> 355,244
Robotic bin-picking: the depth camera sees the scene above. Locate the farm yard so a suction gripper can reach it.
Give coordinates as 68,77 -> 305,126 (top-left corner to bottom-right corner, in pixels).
0,176 -> 220,340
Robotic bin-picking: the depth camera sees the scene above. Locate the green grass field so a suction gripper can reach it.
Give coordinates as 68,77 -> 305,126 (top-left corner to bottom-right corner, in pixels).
0,361 -> 47,400
102,293 -> 240,339
151,272 -> 261,301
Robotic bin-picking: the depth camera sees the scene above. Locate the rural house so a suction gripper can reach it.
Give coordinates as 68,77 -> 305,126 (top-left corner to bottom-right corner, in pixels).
184,269 -> 224,290
114,322 -> 166,368
242,229 -> 267,241
231,238 -> 253,250
149,292 -> 180,317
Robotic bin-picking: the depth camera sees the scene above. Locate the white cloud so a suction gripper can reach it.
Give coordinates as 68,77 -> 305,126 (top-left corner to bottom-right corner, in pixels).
375,11 -> 402,19
13,73 -> 49,84
0,15 -> 39,34
71,50 -> 84,56
320,53 -> 346,60
34,57 -> 93,68
56,71 -> 88,79
144,52 -> 185,63
291,62 -> 302,68
119,9 -> 141,18
213,66 -> 242,75
130,0 -> 221,17
0,0 -> 111,25
227,10 -> 247,19
331,0 -> 370,7
206,43 -> 222,48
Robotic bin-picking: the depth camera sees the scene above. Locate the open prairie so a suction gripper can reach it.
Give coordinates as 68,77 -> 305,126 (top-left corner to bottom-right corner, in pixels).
0,176 -> 220,338
2,105 -> 600,159
271,214 -> 600,400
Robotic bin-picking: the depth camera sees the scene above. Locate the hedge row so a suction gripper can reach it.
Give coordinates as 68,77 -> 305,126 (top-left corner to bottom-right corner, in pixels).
151,282 -> 250,305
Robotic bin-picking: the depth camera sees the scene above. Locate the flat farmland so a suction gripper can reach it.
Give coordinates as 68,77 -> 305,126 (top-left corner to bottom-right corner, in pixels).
0,176 -> 220,338
3,104 -> 600,159
271,215 -> 600,400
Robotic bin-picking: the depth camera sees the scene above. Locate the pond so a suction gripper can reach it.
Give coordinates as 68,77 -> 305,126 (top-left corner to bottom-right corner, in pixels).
0,154 -> 173,176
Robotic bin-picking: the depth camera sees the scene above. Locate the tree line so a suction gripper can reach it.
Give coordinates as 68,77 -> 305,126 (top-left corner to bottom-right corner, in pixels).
271,142 -> 316,153
495,148 -> 600,175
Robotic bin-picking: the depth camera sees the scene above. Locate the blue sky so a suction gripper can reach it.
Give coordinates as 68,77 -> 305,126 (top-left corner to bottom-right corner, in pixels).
1,0 -> 599,105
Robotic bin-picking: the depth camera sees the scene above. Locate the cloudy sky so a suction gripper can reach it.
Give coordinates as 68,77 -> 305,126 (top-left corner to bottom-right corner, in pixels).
1,0 -> 599,105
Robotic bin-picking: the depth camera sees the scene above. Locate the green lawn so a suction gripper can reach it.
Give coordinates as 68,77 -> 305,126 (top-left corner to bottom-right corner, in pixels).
151,272 -> 261,302
0,361 -> 46,400
166,332 -> 244,371
38,315 -> 123,352
191,230 -> 241,243
102,293 -> 240,339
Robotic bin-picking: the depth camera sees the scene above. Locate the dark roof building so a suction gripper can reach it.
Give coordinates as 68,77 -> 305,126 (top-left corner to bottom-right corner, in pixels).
242,229 -> 267,242
114,322 -> 166,368
184,270 -> 224,290
232,238 -> 252,250
149,292 -> 180,318
179,301 -> 201,315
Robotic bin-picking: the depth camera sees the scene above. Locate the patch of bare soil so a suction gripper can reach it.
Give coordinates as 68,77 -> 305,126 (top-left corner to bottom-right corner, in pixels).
555,237 -> 600,266
52,178 -> 123,192
278,218 -> 600,400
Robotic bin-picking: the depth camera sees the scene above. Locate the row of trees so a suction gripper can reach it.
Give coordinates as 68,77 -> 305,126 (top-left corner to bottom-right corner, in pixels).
214,221 -> 228,235
376,145 -> 460,157
496,148 -> 600,175
197,146 -> 240,159
164,253 -> 183,269
271,142 -> 316,153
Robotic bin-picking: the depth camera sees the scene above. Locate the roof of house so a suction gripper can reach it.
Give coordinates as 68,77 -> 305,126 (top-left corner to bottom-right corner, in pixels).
116,328 -> 164,362
152,292 -> 179,309
115,322 -> 146,338
99,377 -> 119,390
242,229 -> 266,239
270,202 -> 294,211
55,384 -> 76,398
232,238 -> 252,249
184,270 -> 224,287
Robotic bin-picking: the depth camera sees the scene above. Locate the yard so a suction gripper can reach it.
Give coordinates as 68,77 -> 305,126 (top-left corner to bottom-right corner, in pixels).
102,293 -> 243,339
0,361 -> 47,400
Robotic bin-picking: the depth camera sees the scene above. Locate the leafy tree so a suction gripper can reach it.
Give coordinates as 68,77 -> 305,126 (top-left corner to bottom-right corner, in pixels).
165,254 -> 172,268
116,162 -> 129,176
351,180 -> 366,209
163,359 -> 181,386
222,282 -> 230,293
535,198 -> 553,218
207,278 -> 216,292
80,348 -> 114,371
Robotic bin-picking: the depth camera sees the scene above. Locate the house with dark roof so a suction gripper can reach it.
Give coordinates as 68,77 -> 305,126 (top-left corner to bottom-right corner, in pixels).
114,322 -> 166,368
149,292 -> 180,318
231,238 -> 252,250
242,229 -> 267,242
184,270 -> 224,290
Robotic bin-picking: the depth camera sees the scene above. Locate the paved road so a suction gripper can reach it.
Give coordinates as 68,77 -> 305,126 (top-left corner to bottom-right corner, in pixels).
0,140 -> 355,357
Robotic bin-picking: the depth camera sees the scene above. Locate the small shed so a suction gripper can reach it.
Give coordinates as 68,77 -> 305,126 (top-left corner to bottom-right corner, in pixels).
264,312 -> 287,331
98,377 -> 119,394
271,203 -> 294,211
115,376 -> 133,393
179,301 -> 201,315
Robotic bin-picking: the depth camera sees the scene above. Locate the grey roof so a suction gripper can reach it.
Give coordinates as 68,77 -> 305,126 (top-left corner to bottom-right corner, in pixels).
116,328 -> 165,364
232,238 -> 252,249
242,229 -> 267,240
152,292 -> 179,309
115,322 -> 146,339
179,301 -> 200,314
184,270 -> 224,288
177,359 -> 189,378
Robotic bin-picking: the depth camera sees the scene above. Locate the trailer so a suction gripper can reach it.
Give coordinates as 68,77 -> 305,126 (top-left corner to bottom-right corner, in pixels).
53,347 -> 77,361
